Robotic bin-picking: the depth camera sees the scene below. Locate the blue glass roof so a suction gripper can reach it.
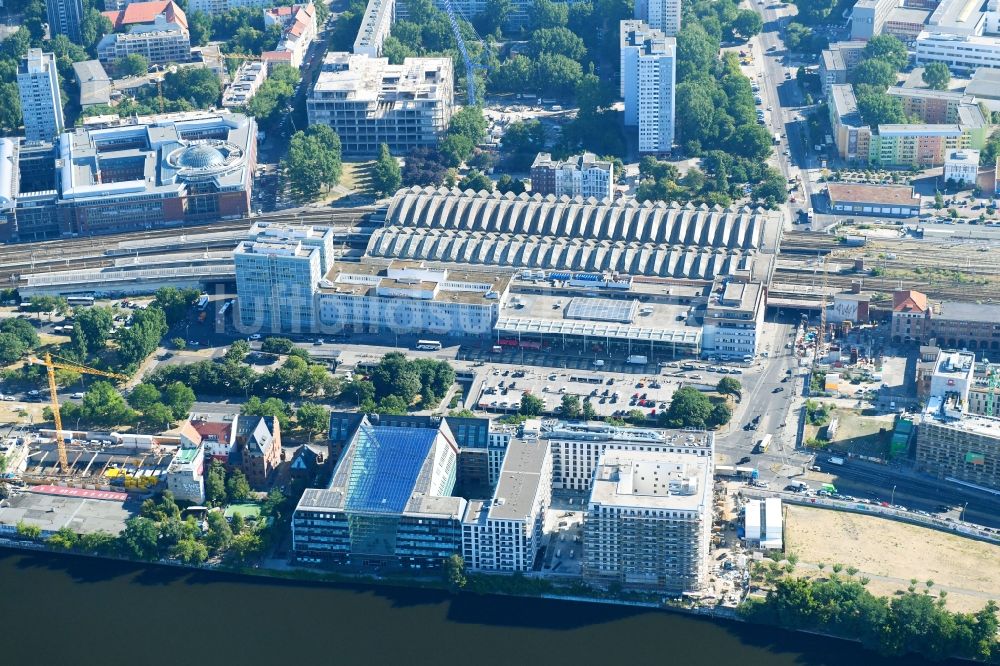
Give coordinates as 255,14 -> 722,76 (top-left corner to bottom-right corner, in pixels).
345,425 -> 438,514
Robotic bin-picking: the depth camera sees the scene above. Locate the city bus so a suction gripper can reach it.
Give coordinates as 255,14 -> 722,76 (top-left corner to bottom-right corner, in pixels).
755,434 -> 772,454
415,340 -> 442,351
66,296 -> 95,307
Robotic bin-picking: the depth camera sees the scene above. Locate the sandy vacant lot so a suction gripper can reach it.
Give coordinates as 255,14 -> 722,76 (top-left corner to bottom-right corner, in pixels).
785,505 -> 1000,613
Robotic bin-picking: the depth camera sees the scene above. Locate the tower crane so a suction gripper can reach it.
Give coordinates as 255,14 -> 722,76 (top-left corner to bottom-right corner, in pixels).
29,353 -> 129,473
440,0 -> 486,105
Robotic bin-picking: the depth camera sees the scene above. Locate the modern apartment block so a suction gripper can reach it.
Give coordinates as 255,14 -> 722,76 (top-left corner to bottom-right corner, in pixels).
187,0 -> 270,13
262,3 -> 317,69
542,421 -> 714,492
221,60 -> 269,109
620,20 -> 676,154
234,222 -> 336,333
701,276 -> 766,360
583,448 -> 713,593
530,152 -> 615,201
307,53 -> 454,157
887,88 -> 982,124
353,0 -> 395,57
98,1 -> 192,66
634,0 -> 681,36
45,0 -> 83,42
819,41 -> 867,94
291,416 -> 466,568
850,0 -> 896,40
17,50 -> 64,143
315,259 -> 512,337
461,433 -> 552,572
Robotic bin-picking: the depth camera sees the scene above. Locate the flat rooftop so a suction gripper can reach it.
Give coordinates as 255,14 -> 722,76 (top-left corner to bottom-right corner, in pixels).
927,0 -> 986,35
827,182 -> 919,206
488,438 -> 549,521
888,6 -> 932,24
0,489 -> 134,535
588,449 -> 712,512
878,123 -> 963,135
966,68 -> 1000,99
938,300 -> 1000,323
318,260 -> 513,305
936,349 -> 975,374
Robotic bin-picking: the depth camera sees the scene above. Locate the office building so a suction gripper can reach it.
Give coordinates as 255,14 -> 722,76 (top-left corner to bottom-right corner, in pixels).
884,6 -> 933,42
353,0 -> 395,57
72,60 -> 113,111
850,0 -> 896,40
316,259 -> 512,337
916,31 -> 1000,72
944,148 -> 981,184
292,415 -> 466,568
530,152 -> 615,200
827,182 -> 921,217
701,276 -> 766,360
542,421 -> 714,492
925,0 -> 990,36
634,0 -> 681,36
307,53 -> 454,156
621,20 -> 676,154
45,0 -> 83,42
234,222 -> 336,333
17,50 -> 64,143
221,61 -> 269,109
819,41 -> 867,94
461,433 -> 552,572
891,289 -> 1000,351
583,448 -> 713,593
262,3 -> 317,69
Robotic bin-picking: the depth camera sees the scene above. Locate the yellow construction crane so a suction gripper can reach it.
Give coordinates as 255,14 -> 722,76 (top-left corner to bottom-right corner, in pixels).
29,353 -> 129,473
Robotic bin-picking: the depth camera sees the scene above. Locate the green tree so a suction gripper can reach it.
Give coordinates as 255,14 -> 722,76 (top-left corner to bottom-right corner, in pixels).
709,402 -> 732,427
142,402 -> 176,429
519,392 -> 545,416
474,0 -> 511,34
855,87 -> 906,127
496,174 -> 526,194
370,143 -> 402,197
241,396 -> 292,429
204,511 -> 233,552
261,336 -> 295,354
16,520 -> 42,539
171,538 -> 208,564
381,35 -> 416,64
445,553 -> 467,589
528,0 -> 568,28
661,387 -> 712,428
922,62 -> 951,91
530,26 -> 586,59
128,383 -> 163,412
81,381 -> 137,427
676,24 -> 719,82
732,9 -> 763,39
533,53 -> 583,97
245,64 -> 299,122
153,287 -> 200,326
439,133 -> 475,168
225,339 -> 251,363
863,35 -> 908,71
793,0 -> 837,23
119,517 -> 159,560
161,67 -> 221,108
370,352 -> 421,403
458,169 -> 493,192
226,470 -> 253,502
0,81 -> 21,135
582,399 -> 597,420
560,394 -> 581,419
163,381 -> 196,420
230,531 -> 263,561
170,337 -> 187,350
284,126 -> 343,201
0,333 -> 27,364
188,9 -> 213,46
850,59 -> 897,89
377,393 -> 410,415
71,306 -> 114,357
115,306 -> 168,367
206,460 -> 226,505
296,402 -> 328,440
47,526 -> 79,550
717,377 -> 742,397
448,106 -> 487,145
114,53 -> 149,77
0,317 -> 39,349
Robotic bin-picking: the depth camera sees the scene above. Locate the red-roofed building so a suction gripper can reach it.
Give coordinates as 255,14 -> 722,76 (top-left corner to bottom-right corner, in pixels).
891,289 -> 931,343
262,3 -> 316,68
103,0 -> 188,31
190,418 -> 236,461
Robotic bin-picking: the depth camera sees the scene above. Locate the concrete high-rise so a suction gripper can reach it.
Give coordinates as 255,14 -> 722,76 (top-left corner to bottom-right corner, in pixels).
17,50 -> 64,143
635,0 -> 681,36
621,21 -> 676,154
45,0 -> 83,43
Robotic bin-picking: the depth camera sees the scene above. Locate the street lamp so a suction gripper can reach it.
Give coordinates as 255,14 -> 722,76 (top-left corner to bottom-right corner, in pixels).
961,501 -> 969,522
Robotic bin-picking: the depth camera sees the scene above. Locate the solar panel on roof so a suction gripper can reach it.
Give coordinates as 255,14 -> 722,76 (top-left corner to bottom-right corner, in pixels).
565,297 -> 638,323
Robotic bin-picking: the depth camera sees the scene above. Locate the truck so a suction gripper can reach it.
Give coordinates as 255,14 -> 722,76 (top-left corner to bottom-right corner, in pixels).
627,355 -> 648,365
773,132 -> 781,144
828,456 -> 845,466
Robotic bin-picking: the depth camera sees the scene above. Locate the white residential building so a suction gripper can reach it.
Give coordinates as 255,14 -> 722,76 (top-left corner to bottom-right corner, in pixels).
17,50 -> 64,143
944,149 -> 981,184
916,31 -> 1000,72
621,21 -> 676,154
316,260 -> 512,337
461,436 -> 552,572
187,0 -> 270,14
96,14 -> 192,66
542,421 -> 714,492
354,0 -> 395,57
234,222 -> 336,333
530,152 -> 614,201
221,60 -> 269,109
45,0 -> 83,42
307,53 -> 454,156
583,448 -> 713,593
635,0 -> 681,36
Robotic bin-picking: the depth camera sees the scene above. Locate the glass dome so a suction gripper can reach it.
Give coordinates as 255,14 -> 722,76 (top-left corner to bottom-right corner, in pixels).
177,143 -> 225,169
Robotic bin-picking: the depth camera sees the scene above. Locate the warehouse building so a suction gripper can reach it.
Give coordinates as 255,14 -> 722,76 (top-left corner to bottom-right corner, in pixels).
292,416 -> 466,568
826,182 -> 921,218
891,288 -> 1000,352
583,448 -> 712,593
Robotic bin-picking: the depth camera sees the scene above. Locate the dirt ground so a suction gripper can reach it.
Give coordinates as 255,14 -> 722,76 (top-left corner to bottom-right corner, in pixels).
785,505 -> 1000,613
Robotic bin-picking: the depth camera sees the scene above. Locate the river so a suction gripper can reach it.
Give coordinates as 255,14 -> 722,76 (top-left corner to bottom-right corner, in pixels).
0,547 -> 963,666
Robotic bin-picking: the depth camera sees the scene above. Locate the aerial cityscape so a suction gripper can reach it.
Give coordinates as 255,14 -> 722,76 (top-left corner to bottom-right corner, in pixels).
2,0 -> 1000,661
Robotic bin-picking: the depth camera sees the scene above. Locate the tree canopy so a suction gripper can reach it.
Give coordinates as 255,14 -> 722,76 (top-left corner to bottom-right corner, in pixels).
284,125 -> 343,201
370,144 -> 402,197
922,62 -> 951,91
